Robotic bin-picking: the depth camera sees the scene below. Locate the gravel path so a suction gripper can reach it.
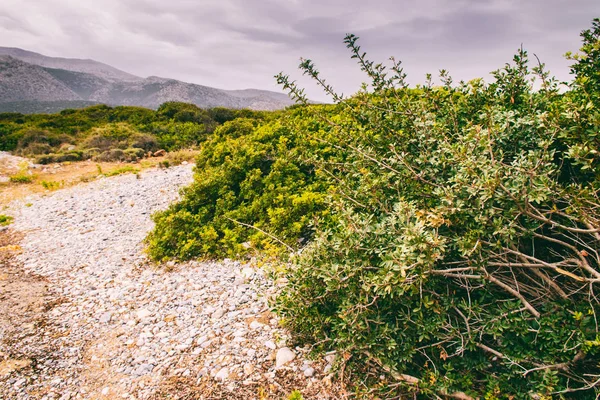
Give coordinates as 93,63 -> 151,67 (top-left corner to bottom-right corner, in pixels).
0,165 -> 336,399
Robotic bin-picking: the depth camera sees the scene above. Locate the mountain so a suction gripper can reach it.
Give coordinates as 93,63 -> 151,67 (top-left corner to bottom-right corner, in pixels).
0,47 -> 140,82
0,56 -> 81,102
0,47 -> 296,113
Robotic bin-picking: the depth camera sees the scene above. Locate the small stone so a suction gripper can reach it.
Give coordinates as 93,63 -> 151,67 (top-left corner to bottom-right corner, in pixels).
241,267 -> 255,278
59,392 -> 72,400
249,320 -> 263,330
136,309 -> 153,320
164,314 -> 176,322
304,367 -> 315,377
101,387 -> 110,395
99,312 -> 112,323
135,363 -> 154,376
276,347 -> 296,367
215,367 -> 229,381
243,363 -> 254,376
196,335 -> 208,345
325,354 -> 336,364
264,340 -> 276,350
212,308 -> 225,319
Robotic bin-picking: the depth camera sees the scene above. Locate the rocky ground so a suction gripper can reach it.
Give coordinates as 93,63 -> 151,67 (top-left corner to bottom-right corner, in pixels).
0,164 -> 341,399
0,151 -> 32,182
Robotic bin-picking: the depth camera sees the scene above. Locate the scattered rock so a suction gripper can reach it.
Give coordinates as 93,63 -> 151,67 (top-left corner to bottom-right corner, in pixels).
136,309 -> 153,320
276,347 -> 296,367
215,367 -> 229,381
265,340 -> 276,350
99,312 -> 112,323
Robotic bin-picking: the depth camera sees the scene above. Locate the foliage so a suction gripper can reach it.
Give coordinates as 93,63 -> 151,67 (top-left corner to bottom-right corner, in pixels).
286,390 -> 304,400
9,172 -> 34,183
164,149 -> 200,166
40,180 -> 63,190
567,18 -> 600,107
0,102 -> 268,162
274,21 -> 600,399
104,165 -> 140,177
0,214 -> 13,226
146,113 -> 330,260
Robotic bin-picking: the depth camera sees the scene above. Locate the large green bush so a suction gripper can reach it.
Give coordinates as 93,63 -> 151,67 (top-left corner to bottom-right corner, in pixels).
146,114 -> 331,260
274,20 -> 600,398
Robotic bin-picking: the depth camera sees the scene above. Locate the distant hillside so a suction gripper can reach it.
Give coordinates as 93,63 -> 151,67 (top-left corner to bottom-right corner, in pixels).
0,56 -> 80,102
0,47 -> 140,82
0,48 -> 296,113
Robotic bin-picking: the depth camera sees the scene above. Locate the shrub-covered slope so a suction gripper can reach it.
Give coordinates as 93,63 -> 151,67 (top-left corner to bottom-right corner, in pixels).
0,102 -> 268,163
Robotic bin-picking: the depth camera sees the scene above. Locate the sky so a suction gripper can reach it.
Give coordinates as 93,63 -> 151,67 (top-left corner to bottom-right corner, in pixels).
0,0 -> 598,101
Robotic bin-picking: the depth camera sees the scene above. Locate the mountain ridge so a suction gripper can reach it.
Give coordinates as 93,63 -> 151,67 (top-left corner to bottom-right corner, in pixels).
0,47 -> 295,113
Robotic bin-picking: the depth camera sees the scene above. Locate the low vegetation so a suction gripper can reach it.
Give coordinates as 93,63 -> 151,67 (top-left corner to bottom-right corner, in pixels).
0,102 -> 270,165
103,165 -> 140,177
147,19 -> 600,398
146,115 -> 330,260
0,214 -> 13,226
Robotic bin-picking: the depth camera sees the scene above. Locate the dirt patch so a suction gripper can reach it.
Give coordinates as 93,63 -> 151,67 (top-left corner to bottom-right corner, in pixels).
0,231 -> 48,330
150,368 -> 346,400
0,229 -> 65,398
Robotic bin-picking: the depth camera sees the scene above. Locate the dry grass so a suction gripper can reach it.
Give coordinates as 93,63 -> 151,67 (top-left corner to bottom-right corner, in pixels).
0,156 -> 174,207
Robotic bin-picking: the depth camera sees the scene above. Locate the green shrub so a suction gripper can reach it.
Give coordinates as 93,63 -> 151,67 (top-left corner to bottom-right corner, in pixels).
286,390 -> 304,400
147,121 -> 208,150
157,160 -> 170,169
0,214 -> 13,226
41,180 -> 63,190
21,142 -> 53,155
105,165 -> 139,177
94,149 -> 126,162
164,149 -> 199,166
274,21 -> 600,399
82,134 -> 117,151
130,133 -> 158,152
146,116 -> 329,260
35,151 -> 84,164
83,147 -> 101,159
16,128 -> 68,149
124,147 -> 146,161
9,173 -> 34,183
34,154 -> 57,164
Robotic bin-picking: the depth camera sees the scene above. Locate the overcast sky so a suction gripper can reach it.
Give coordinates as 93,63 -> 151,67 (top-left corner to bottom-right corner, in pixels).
0,0 -> 598,101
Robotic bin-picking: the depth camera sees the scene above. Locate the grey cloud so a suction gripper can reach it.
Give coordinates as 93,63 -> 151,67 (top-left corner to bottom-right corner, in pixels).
0,0 -> 598,101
